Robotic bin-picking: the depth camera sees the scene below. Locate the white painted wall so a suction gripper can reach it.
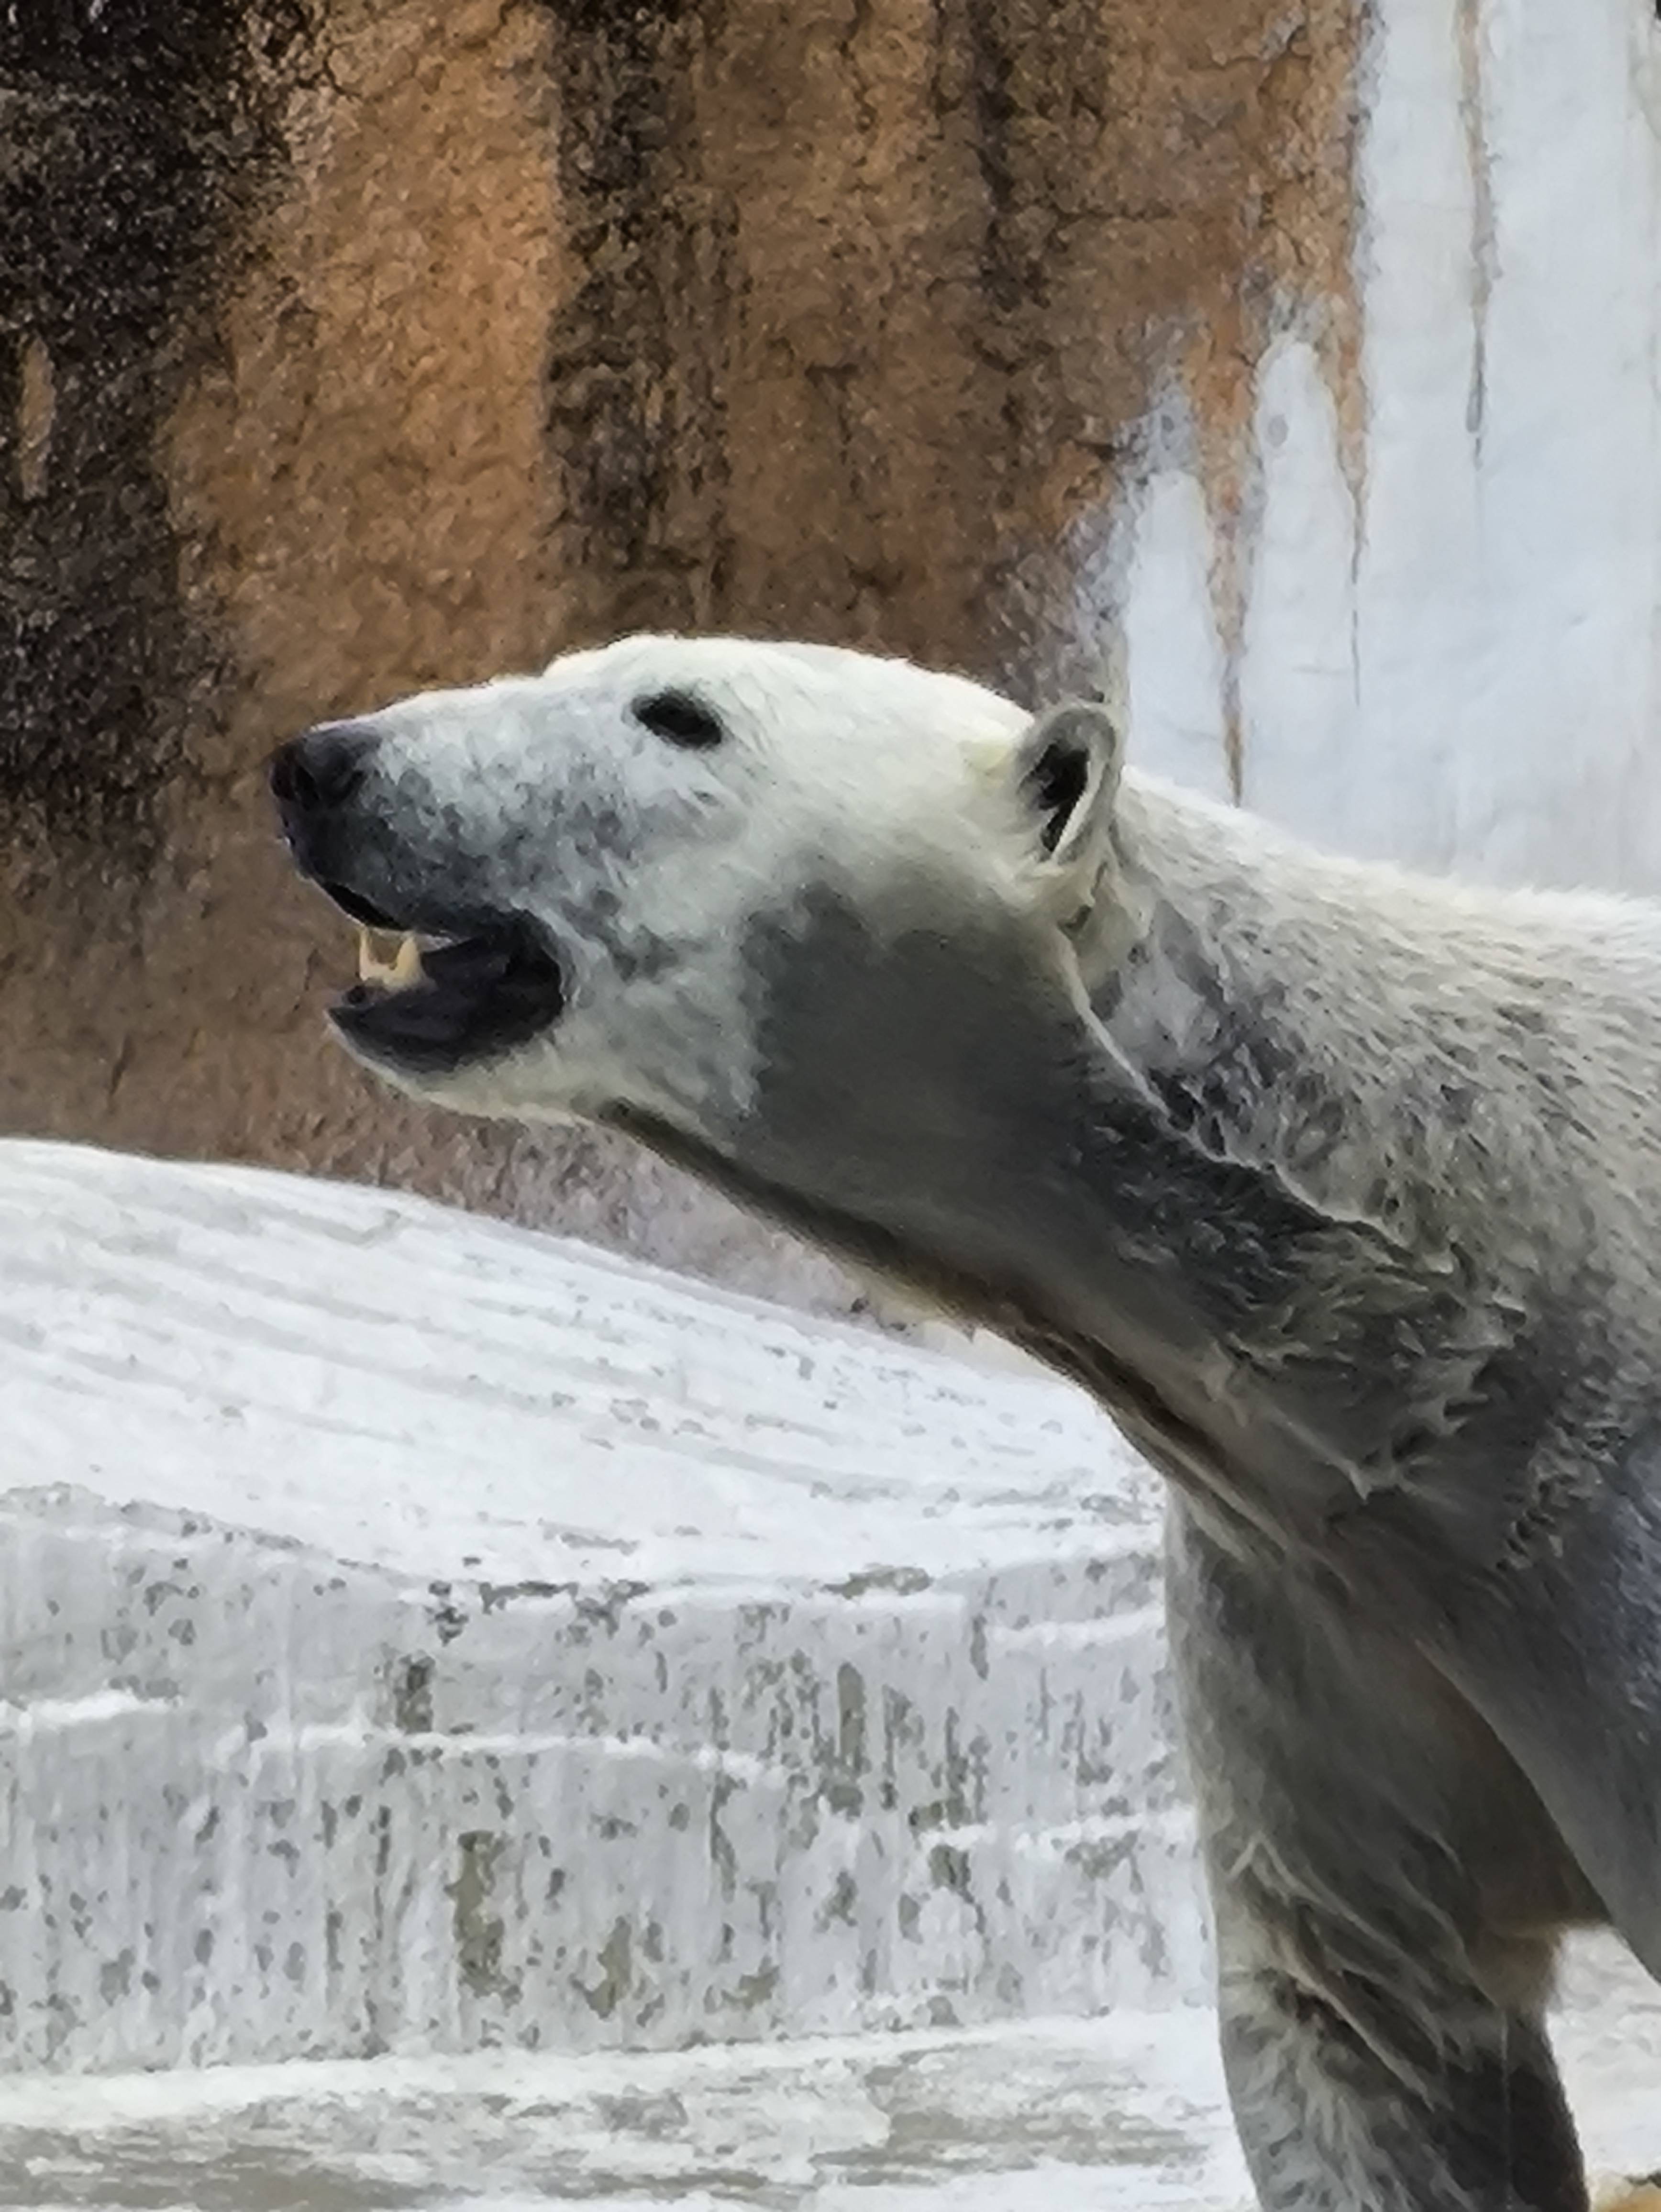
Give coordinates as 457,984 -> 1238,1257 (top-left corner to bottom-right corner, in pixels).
1115,0 -> 1661,894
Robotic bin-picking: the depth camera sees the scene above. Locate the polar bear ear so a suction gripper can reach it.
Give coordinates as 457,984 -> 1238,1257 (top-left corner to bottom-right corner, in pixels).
1015,698 -> 1124,882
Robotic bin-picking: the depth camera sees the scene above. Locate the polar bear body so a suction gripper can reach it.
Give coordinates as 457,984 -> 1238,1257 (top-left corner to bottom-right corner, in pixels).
272,636 -> 1661,2210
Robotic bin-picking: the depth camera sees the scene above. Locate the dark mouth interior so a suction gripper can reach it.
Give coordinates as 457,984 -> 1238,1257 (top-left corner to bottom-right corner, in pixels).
317,878 -> 409,932
319,887 -> 566,1077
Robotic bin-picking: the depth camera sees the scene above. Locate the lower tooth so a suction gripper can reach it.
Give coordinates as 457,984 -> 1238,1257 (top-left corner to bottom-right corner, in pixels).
357,929 -> 423,989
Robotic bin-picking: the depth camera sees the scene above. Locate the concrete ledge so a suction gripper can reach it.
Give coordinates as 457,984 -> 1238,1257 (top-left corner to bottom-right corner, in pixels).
0,1143 -> 1205,2070
0,1954 -> 1655,2211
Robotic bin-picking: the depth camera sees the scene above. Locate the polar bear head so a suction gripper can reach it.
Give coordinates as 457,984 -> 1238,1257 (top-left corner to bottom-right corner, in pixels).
273,636 -> 1124,1119
271,634 -> 1126,1298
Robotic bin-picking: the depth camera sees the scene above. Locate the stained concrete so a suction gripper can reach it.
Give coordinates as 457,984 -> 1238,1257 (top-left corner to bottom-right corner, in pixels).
1,1141 -> 1655,2206
0,1142 -> 1201,2071
1,1958 -> 1656,2210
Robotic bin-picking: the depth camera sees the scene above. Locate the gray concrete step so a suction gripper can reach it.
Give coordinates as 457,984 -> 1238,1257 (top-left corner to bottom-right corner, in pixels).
0,1974 -> 1655,2211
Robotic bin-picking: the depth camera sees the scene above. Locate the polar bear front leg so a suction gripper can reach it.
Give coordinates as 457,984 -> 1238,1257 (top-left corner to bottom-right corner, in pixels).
1167,1500 -> 1592,2210
1212,1892 -> 1584,2211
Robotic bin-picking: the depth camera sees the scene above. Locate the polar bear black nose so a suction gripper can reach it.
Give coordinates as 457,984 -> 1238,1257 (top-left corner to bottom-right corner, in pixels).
269,720 -> 375,817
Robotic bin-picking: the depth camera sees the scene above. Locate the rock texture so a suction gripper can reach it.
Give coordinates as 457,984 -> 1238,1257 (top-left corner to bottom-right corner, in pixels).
0,0 -> 1362,1293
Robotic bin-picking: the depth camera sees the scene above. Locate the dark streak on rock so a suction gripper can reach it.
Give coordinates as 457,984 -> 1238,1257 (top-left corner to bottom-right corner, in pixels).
540,0 -> 733,633
962,0 -> 1021,317
0,0 -> 311,858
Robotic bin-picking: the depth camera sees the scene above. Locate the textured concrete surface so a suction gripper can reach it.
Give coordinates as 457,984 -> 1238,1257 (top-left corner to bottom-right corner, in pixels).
0,2013 -> 1260,2212
0,1952 -> 1656,2211
0,1141 -> 1204,2071
1,1144 -> 1655,2201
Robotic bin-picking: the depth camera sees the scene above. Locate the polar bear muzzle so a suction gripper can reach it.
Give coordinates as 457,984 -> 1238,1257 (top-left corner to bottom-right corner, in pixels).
269,723 -> 566,1080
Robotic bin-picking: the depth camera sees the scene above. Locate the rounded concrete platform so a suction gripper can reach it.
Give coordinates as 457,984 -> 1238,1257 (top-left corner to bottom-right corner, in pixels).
0,1142 -> 1653,2203
0,1142 -> 1202,2071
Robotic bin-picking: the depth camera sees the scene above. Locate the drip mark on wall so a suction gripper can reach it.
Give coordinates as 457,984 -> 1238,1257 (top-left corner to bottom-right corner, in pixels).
1455,0 -> 1496,455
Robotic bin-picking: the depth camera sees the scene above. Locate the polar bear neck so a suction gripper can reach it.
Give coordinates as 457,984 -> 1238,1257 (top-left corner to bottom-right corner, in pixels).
1057,774 -> 1613,1538
1098,773 -> 1508,1251
618,770 -> 1647,1573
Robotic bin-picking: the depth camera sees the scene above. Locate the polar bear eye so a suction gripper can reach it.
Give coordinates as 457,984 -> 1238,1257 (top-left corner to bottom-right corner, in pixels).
632,691 -> 725,749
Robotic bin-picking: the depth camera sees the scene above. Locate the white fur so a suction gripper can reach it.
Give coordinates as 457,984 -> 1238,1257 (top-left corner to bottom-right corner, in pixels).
353,641 -> 1031,1125
300,633 -> 1661,2209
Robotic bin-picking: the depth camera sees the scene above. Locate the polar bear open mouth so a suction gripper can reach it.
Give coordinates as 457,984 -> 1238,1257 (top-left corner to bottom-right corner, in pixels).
313,878 -> 566,1077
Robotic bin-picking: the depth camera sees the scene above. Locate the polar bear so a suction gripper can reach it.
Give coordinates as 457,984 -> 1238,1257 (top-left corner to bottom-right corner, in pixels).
271,635 -> 1661,2211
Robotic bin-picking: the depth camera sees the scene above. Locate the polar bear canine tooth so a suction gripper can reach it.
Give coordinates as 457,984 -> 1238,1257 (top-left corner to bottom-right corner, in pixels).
356,929 -> 424,991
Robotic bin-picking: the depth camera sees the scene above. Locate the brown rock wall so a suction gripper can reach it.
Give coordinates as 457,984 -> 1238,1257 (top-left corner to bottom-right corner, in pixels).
0,0 -> 1361,1301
